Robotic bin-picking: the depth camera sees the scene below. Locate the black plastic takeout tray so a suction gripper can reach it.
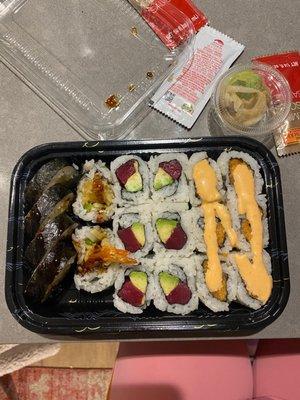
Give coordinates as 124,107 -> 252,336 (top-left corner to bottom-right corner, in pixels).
6,137 -> 290,338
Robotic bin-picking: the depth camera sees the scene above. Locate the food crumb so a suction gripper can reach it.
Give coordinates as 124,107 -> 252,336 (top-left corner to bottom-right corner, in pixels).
131,26 -> 138,37
146,71 -> 154,79
105,94 -> 120,109
128,84 -> 136,92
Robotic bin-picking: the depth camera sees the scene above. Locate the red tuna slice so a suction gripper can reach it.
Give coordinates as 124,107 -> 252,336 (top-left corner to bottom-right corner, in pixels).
166,281 -> 192,305
117,227 -> 142,253
159,160 -> 182,181
164,224 -> 187,250
118,278 -> 144,307
115,160 -> 136,186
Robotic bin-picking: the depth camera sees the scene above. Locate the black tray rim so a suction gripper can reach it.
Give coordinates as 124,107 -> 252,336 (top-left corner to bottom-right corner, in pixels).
5,137 -> 290,339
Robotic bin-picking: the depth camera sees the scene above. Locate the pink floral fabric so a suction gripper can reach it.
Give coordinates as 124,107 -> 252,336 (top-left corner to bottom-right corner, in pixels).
0,367 -> 112,400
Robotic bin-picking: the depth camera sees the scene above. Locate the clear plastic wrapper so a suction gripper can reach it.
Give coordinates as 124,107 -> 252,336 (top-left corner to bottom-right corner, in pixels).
0,0 -> 195,140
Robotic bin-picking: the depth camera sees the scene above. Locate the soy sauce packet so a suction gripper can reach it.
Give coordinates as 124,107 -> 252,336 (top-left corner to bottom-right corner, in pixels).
128,0 -> 207,49
253,51 -> 300,157
150,26 -> 244,129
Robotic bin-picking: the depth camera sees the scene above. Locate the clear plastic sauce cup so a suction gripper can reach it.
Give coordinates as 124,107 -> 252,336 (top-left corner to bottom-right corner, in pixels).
210,63 -> 292,144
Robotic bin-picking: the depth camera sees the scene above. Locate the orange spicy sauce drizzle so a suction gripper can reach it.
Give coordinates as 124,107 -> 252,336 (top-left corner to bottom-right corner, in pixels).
193,160 -> 237,293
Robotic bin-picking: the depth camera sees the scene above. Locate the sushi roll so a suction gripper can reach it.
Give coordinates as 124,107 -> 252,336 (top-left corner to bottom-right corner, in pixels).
149,153 -> 189,203
195,255 -> 238,312
229,250 -> 273,310
152,257 -> 198,315
111,155 -> 150,206
73,159 -> 116,223
25,240 -> 76,303
25,184 -> 74,240
25,159 -> 79,209
113,262 -> 154,314
113,205 -> 154,258
191,204 -> 241,254
25,214 -> 78,268
73,226 -> 137,294
217,151 -> 269,250
152,203 -> 195,257
188,152 -> 225,206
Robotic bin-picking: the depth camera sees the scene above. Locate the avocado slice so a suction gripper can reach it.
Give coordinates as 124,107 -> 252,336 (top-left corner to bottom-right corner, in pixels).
229,70 -> 265,100
155,218 -> 177,243
153,167 -> 174,191
125,171 -> 143,192
130,271 -> 148,293
159,271 -> 180,296
123,161 -> 143,192
131,222 -> 145,246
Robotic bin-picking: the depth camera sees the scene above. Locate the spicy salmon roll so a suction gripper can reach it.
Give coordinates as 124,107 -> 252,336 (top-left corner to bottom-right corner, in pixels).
73,226 -> 137,294
113,262 -> 154,314
73,160 -> 116,223
152,257 -> 198,315
149,153 -> 189,202
113,205 -> 154,258
195,255 -> 238,312
188,152 -> 225,206
152,203 -> 195,257
111,155 -> 150,206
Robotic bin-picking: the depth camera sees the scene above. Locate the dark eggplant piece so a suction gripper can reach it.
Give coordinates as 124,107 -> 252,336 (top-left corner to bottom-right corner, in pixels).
25,214 -> 77,268
25,159 -> 79,209
25,184 -> 74,240
25,241 -> 76,303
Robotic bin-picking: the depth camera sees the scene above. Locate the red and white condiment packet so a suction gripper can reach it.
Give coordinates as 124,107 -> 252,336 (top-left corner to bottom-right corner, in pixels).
128,0 -> 207,48
150,26 -> 244,129
253,51 -> 300,157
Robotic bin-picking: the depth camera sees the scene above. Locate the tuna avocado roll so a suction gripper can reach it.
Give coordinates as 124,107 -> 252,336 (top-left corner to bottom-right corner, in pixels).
25,214 -> 78,268
149,153 -> 189,203
113,205 -> 154,258
195,255 -> 238,312
25,184 -> 74,240
152,258 -> 198,315
73,159 -> 116,223
111,155 -> 150,206
73,226 -> 137,294
152,203 -> 195,257
113,263 -> 154,314
25,241 -> 76,303
25,159 -> 79,209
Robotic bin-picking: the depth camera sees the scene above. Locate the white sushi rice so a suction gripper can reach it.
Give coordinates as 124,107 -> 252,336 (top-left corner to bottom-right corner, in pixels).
73,159 -> 116,223
74,266 -> 120,294
110,155 -> 150,206
113,262 -> 155,314
73,226 -> 119,294
113,205 -> 154,259
188,152 -> 225,206
152,203 -> 195,258
229,250 -> 272,310
190,207 -> 206,253
149,153 -> 189,203
195,255 -> 238,312
152,257 -> 199,315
